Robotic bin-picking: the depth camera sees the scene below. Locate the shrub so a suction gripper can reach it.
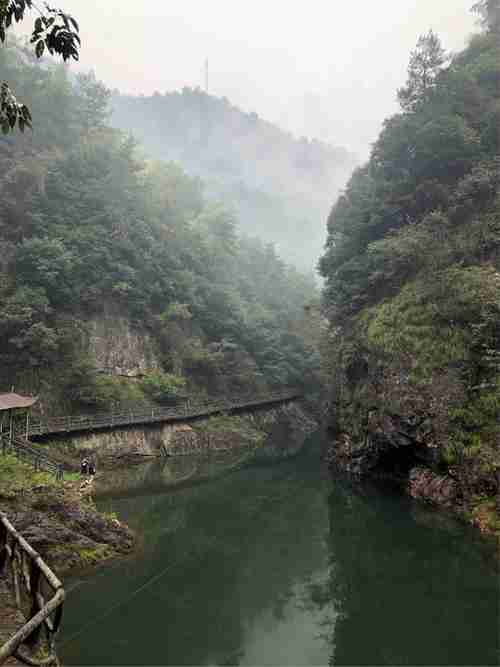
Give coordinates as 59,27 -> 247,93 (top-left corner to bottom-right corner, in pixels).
140,371 -> 187,405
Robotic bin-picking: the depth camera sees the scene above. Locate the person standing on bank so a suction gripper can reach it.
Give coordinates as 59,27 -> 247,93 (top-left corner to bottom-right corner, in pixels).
80,458 -> 88,475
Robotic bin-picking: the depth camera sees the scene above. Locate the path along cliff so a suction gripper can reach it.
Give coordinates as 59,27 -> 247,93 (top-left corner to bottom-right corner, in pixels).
0,398 -> 316,663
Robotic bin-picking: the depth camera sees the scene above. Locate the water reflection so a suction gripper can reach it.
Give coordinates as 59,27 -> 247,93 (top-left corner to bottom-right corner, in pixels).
327,481 -> 498,666
61,450 -> 335,665
94,448 -> 261,499
60,442 -> 498,666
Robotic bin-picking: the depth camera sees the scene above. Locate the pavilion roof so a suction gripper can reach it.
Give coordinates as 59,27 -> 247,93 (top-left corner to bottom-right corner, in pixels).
0,393 -> 38,411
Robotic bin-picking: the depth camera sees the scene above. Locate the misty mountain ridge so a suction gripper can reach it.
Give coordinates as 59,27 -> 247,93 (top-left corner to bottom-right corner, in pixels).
110,86 -> 358,272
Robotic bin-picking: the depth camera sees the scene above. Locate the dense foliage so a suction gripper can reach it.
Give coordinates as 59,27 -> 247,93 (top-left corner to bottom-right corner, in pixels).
319,5 -> 499,519
111,88 -> 357,271
0,41 -> 320,410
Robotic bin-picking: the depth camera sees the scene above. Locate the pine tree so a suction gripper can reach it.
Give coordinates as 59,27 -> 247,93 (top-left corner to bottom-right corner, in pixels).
397,30 -> 447,112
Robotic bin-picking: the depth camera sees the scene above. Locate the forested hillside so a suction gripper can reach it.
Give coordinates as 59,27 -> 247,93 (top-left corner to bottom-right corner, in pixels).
110,88 -> 357,271
320,3 -> 499,531
0,40 -> 320,413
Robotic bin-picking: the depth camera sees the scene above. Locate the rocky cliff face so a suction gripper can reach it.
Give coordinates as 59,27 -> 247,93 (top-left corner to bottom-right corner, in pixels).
323,364 -> 499,536
407,467 -> 458,507
325,409 -> 437,480
86,310 -> 161,378
12,308 -> 163,417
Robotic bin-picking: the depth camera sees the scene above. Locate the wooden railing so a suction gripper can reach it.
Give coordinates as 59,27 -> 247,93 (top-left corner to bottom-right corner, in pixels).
0,390 -> 301,484
1,437 -> 64,481
0,513 -> 65,666
28,390 -> 302,439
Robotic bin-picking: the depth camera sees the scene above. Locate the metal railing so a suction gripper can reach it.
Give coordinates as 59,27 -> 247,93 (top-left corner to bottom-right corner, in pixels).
0,513 -> 65,666
28,390 -> 302,439
1,437 -> 64,481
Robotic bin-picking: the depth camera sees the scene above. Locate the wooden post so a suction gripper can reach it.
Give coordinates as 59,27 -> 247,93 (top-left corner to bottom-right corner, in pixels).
8,409 -> 13,445
25,410 -> 29,440
496,469 -> 500,515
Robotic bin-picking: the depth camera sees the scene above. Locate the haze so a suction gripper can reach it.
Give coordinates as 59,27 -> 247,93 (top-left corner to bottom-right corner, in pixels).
56,0 -> 477,158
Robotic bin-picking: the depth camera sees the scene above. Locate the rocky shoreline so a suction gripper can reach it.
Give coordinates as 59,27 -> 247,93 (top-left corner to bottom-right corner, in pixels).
1,480 -> 135,576
323,429 -> 499,540
0,478 -> 134,664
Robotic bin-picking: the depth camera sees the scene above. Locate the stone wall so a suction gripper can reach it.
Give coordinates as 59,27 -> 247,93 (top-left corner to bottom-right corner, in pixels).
49,402 -> 316,463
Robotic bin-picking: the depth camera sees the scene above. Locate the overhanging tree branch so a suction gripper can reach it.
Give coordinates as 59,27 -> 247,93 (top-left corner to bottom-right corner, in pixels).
0,0 -> 80,133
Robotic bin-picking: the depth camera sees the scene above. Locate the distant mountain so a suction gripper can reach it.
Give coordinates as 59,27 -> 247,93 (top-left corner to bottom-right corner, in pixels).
110,87 -> 358,272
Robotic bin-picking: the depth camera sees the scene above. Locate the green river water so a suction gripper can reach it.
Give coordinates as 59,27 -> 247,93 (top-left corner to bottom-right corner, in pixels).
59,435 -> 498,666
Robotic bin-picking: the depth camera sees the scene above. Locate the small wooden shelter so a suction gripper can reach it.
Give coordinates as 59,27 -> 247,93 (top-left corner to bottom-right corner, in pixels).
0,393 -> 38,445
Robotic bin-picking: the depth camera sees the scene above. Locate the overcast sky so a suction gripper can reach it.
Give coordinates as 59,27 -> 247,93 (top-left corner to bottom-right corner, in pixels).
34,1 -> 478,158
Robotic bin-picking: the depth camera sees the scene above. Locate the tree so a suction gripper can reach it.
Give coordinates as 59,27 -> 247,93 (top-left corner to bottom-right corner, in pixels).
472,0 -> 500,32
0,0 -> 79,132
74,71 -> 111,135
397,30 -> 447,112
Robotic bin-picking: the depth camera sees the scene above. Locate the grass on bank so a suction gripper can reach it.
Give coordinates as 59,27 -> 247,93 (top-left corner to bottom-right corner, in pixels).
0,453 -> 58,498
0,453 -> 79,499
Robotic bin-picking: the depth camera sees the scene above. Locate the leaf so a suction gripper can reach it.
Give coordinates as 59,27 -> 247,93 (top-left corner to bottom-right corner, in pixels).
34,17 -> 42,33
21,105 -> 32,121
35,40 -> 45,58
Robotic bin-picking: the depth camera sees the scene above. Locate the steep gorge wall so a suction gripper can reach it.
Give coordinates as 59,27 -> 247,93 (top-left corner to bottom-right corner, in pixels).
318,24 -> 500,537
24,307 -> 162,417
86,311 -> 161,378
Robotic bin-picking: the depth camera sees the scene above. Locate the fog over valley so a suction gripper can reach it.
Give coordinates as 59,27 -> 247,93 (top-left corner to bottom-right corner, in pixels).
49,0 -> 476,157
12,0 -> 479,272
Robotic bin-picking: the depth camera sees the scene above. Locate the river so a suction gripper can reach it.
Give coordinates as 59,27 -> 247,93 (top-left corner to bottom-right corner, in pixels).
59,435 -> 498,666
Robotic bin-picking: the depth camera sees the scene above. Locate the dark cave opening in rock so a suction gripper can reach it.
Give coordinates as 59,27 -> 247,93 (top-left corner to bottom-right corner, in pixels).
371,444 -> 430,483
